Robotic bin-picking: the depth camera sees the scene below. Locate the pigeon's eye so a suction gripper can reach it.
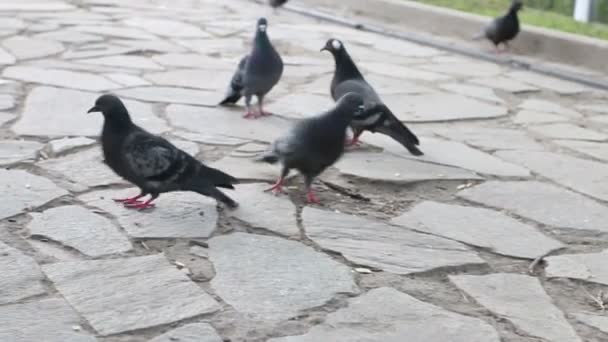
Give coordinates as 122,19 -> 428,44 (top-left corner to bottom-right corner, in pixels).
331,40 -> 341,49
259,24 -> 267,32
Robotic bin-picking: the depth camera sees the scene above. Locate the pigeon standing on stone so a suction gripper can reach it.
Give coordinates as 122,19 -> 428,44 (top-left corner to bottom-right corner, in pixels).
88,94 -> 239,210
321,39 -> 423,156
256,92 -> 364,204
219,17 -> 283,119
473,0 -> 523,53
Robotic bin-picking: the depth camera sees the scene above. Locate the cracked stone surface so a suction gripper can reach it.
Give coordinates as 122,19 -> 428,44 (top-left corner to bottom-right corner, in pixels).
149,323 -> 222,342
209,233 -> 359,321
303,208 -> 484,274
450,274 -> 581,342
0,169 -> 68,220
27,205 -> 132,257
0,241 -> 45,304
42,254 -> 220,336
545,250 -> 608,285
269,287 -> 500,342
0,1 -> 604,340
458,181 -> 608,232
0,299 -> 97,342
573,313 -> 608,334
79,188 -> 219,239
392,201 -> 563,259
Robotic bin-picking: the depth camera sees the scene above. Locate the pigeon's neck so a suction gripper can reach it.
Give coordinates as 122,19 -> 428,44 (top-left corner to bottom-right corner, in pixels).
254,32 -> 275,53
102,110 -> 134,135
334,50 -> 364,81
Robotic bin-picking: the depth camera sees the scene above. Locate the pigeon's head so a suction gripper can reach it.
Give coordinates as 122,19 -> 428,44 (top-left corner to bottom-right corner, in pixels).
321,39 -> 344,54
336,92 -> 365,118
257,18 -> 268,33
510,0 -> 523,12
88,94 -> 128,118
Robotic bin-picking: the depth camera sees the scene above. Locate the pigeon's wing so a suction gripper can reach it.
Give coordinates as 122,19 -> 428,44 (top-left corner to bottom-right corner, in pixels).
124,133 -> 185,183
333,78 -> 380,104
220,55 -> 248,104
484,17 -> 500,41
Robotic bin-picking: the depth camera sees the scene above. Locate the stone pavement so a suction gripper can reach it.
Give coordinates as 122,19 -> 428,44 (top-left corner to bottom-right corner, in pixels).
0,0 -> 608,341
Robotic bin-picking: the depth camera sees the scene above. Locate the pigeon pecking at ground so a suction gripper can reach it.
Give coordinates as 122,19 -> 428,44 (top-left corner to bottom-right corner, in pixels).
472,0 -> 523,53
268,0 -> 288,8
256,92 -> 365,204
88,94 -> 239,210
219,17 -> 283,119
321,38 -> 423,156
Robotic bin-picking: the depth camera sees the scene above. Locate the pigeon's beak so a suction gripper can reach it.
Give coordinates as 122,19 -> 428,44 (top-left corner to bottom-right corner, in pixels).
87,106 -> 100,114
320,46 -> 328,52
259,24 -> 267,32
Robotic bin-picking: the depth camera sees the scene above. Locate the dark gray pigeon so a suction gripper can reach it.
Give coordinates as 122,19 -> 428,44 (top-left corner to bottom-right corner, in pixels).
256,92 -> 364,204
321,39 -> 423,156
269,0 -> 288,8
88,94 -> 239,210
219,17 -> 283,119
473,0 -> 522,52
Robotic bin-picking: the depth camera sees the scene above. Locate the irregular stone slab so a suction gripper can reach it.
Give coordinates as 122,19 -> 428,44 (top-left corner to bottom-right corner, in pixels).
38,148 -> 124,191
173,130 -> 248,146
0,140 -> 42,165
267,93 -> 334,119
28,205 -> 132,257
302,73 -> 432,96
392,93 -> 507,122
116,86 -> 217,106
72,25 -> 157,40
0,241 -> 45,304
507,70 -> 588,95
0,46 -> 15,65
0,2 -> 74,11
144,69 -> 232,91
393,201 -> 563,259
336,150 -> 481,183
0,299 -> 97,342
3,66 -> 120,91
362,62 -> 449,81
528,123 -> 607,141
29,240 -> 78,262
209,233 -> 358,321
104,73 -> 150,87
226,183 -> 298,236
29,58 -> 139,74
432,126 -> 544,151
113,39 -> 188,53
34,29 -> 104,43
554,139 -> 608,162
152,53 -> 233,69
496,150 -> 608,201
459,180 -> 608,232
0,111 -> 15,125
439,83 -> 504,103
450,273 -> 581,342
518,99 -> 581,118
365,135 -> 530,177
77,55 -> 163,70
124,18 -> 210,38
79,188 -> 219,239
269,287 -> 500,342
514,110 -> 569,124
577,103 -> 608,115
421,61 -> 503,77
545,250 -> 608,285
303,208 -> 484,274
149,323 -> 222,342
176,38 -> 245,57
469,76 -> 539,93
589,115 -> 608,124
167,104 -> 292,143
13,86 -> 167,137
573,313 -> 608,334
62,44 -> 138,59
210,153 -> 284,182
0,93 -> 14,110
0,169 -> 68,220
2,36 -> 64,60
42,254 -> 220,336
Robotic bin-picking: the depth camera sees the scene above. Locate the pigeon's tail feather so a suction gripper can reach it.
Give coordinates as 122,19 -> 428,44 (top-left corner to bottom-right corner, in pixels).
254,150 -> 279,164
190,181 -> 239,209
198,165 -> 239,189
219,90 -> 242,105
375,105 -> 423,156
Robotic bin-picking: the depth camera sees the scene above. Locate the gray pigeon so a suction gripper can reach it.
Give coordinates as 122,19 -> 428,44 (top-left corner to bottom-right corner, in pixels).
256,92 -> 364,204
321,39 -> 423,156
219,17 -> 283,119
88,94 -> 239,210
269,0 -> 288,8
473,0 -> 522,52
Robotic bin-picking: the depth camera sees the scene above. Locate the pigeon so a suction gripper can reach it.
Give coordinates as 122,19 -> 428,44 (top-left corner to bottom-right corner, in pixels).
256,92 -> 364,204
268,0 -> 288,8
219,17 -> 283,119
321,39 -> 423,156
88,94 -> 239,210
473,0 -> 523,52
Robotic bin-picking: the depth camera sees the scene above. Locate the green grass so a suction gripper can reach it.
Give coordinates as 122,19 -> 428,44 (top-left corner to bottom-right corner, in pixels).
410,0 -> 608,40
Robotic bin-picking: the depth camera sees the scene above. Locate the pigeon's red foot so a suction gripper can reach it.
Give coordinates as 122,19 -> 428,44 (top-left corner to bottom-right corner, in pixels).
345,137 -> 362,147
265,178 -> 285,195
306,190 -> 320,204
243,111 -> 261,119
260,111 -> 273,116
124,199 -> 156,210
113,194 -> 144,205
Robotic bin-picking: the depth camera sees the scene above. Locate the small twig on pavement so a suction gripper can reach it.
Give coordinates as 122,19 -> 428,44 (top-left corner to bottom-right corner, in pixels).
321,181 -> 370,202
582,287 -> 607,312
